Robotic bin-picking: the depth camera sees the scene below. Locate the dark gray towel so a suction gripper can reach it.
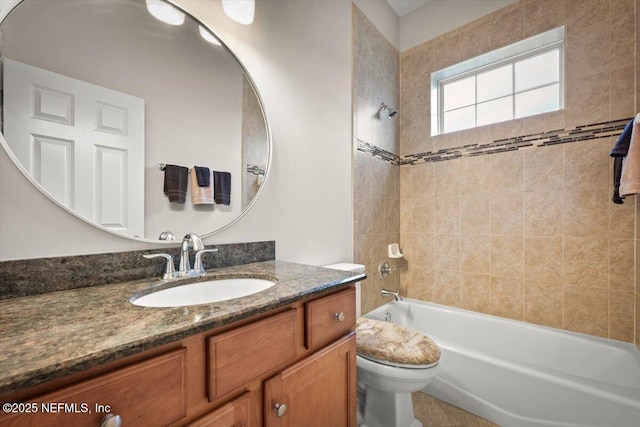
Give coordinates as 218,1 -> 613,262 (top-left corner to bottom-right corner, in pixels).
610,118 -> 637,204
194,166 -> 211,187
213,171 -> 231,205
612,157 -> 625,204
163,164 -> 189,203
610,119 -> 635,157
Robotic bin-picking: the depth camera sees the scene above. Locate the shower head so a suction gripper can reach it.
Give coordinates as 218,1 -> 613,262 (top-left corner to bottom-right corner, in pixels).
380,102 -> 398,118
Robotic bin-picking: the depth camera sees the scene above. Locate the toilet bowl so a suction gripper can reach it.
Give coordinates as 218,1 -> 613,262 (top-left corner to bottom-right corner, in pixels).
356,317 -> 441,427
323,263 -> 441,427
357,353 -> 440,393
356,355 -> 440,427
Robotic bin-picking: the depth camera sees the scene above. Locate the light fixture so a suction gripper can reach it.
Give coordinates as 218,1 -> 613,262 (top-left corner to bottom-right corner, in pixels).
146,0 -> 185,26
222,0 -> 255,25
199,26 -> 222,45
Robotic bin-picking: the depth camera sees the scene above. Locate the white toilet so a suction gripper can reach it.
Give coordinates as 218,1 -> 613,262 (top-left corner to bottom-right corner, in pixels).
323,263 -> 441,427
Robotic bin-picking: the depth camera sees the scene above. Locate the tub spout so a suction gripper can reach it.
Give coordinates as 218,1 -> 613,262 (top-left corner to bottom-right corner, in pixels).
381,289 -> 402,301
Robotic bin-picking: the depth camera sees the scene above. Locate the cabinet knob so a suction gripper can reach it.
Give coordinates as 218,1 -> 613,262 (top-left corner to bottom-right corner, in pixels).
100,413 -> 122,427
274,402 -> 287,417
334,312 -> 345,322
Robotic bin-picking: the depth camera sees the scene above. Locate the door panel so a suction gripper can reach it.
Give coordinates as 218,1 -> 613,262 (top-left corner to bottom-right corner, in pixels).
3,58 -> 145,237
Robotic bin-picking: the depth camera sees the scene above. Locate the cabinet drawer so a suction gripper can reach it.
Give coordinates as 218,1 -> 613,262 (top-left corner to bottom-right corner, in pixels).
304,288 -> 355,349
208,309 -> 297,399
0,348 -> 186,427
187,392 -> 250,427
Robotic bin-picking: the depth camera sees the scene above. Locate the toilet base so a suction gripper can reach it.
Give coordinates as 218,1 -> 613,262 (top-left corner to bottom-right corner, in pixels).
360,386 -> 423,427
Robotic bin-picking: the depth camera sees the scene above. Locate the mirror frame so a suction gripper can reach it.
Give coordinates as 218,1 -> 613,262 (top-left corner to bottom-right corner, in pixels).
0,0 -> 272,243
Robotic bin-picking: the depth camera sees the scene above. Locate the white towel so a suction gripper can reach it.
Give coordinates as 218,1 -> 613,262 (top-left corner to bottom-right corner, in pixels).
191,169 -> 213,204
620,113 -> 640,197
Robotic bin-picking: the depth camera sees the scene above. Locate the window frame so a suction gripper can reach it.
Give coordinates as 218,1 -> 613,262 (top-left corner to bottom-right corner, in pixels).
431,26 -> 565,136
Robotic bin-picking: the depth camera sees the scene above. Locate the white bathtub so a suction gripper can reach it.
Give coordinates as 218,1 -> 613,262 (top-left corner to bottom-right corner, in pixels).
364,299 -> 640,427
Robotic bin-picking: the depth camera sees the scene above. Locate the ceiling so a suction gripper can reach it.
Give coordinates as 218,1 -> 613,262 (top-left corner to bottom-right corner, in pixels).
386,0 -> 432,17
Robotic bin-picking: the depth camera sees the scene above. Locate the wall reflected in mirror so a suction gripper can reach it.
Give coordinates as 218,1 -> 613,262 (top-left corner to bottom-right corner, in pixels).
0,0 -> 270,241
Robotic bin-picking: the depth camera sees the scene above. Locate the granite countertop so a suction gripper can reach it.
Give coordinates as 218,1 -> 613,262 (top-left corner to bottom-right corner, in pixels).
0,260 -> 365,396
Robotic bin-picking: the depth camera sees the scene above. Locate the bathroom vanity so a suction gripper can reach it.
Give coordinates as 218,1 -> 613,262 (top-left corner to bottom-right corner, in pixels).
0,1 -> 360,424
0,260 -> 362,426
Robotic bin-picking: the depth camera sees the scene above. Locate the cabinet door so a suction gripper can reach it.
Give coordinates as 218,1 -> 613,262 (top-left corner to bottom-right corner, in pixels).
264,334 -> 356,427
187,392 -> 250,427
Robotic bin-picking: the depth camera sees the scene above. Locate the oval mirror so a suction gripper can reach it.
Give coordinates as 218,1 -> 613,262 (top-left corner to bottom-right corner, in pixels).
0,0 -> 270,242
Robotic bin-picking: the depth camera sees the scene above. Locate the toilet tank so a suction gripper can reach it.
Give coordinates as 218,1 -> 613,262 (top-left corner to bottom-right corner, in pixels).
323,263 -> 365,318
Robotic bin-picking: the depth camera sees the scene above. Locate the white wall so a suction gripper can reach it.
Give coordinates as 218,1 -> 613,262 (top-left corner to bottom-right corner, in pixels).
400,0 -> 515,51
352,0 -> 399,49
0,0 -> 353,266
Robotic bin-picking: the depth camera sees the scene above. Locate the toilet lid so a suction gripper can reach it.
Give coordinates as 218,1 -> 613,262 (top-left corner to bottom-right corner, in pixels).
356,318 -> 441,368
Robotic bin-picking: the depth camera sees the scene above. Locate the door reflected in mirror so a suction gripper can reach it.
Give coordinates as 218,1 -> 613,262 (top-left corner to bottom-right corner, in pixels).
0,0 -> 270,241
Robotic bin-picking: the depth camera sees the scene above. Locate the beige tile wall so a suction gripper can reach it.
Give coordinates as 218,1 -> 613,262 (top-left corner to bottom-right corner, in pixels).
636,0 -> 639,350
242,79 -> 268,209
400,142 -> 635,340
399,0 -> 638,342
352,4 -> 402,314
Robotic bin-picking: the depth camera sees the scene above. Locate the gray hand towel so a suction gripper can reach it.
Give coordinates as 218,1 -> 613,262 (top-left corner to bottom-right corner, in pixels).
610,118 -> 635,157
163,164 -> 189,203
194,166 -> 211,187
610,118 -> 636,204
213,171 -> 231,205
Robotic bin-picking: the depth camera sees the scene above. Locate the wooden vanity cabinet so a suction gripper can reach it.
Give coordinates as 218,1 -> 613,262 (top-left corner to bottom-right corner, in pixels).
0,286 -> 356,427
0,349 -> 187,427
261,288 -> 356,427
264,334 -> 356,427
187,392 -> 250,427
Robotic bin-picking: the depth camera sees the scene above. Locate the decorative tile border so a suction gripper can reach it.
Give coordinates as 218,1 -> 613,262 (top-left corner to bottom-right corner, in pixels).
357,117 -> 632,166
356,139 -> 401,165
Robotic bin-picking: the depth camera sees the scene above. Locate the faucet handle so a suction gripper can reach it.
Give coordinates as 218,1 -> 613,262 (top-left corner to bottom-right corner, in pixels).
194,248 -> 219,275
143,253 -> 176,280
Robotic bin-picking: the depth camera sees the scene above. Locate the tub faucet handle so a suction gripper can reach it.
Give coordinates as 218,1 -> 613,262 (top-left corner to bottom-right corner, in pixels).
378,261 -> 397,279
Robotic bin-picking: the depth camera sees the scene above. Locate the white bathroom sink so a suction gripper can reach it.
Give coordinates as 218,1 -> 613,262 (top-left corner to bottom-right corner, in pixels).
130,278 -> 276,307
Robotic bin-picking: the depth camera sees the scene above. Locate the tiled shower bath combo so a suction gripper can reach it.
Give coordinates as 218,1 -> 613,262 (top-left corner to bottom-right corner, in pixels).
353,0 -> 639,425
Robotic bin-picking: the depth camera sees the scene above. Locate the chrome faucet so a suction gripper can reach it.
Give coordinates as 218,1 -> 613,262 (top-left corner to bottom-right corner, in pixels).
178,233 -> 204,276
143,233 -> 219,280
381,289 -> 403,301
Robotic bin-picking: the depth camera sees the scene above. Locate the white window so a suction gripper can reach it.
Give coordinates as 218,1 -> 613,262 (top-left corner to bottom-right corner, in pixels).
432,27 -> 564,135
